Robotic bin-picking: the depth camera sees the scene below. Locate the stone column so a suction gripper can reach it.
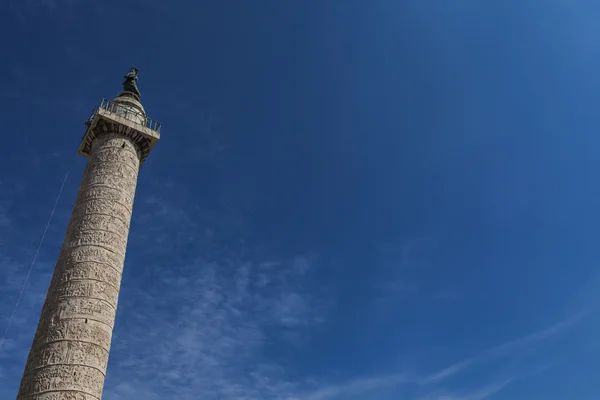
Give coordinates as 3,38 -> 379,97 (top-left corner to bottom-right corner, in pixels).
16,133 -> 141,400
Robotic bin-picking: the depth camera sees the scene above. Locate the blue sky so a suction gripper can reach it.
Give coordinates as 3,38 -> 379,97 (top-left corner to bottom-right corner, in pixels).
1,0 -> 600,399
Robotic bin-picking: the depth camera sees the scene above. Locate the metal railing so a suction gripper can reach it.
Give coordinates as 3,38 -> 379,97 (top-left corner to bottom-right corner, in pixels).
85,98 -> 161,132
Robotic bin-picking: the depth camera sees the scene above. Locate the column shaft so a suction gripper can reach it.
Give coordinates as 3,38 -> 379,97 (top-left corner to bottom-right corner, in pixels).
17,133 -> 141,400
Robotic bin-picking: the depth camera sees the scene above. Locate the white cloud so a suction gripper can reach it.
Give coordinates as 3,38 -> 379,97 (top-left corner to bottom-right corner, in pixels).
417,379 -> 513,400
423,312 -> 584,384
285,313 -> 581,400
104,196 -> 332,399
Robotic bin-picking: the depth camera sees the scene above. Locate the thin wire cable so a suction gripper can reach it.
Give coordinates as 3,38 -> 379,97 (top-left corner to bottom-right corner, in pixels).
0,171 -> 70,353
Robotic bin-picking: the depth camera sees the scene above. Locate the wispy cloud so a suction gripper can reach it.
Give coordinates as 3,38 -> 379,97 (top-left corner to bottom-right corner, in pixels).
0,187 -> 587,400
104,254 -> 329,400
417,379 -> 513,400
98,196 -> 332,400
293,374 -> 414,400
423,312 -> 585,384
287,313 -> 582,400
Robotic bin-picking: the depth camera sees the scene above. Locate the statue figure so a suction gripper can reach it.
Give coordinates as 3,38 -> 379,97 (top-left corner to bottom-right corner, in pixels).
123,67 -> 141,97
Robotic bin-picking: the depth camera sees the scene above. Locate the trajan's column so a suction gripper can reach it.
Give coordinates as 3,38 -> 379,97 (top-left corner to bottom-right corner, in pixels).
16,68 -> 161,399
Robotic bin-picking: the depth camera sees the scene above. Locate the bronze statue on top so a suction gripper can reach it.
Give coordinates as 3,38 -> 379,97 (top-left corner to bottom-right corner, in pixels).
123,67 -> 141,97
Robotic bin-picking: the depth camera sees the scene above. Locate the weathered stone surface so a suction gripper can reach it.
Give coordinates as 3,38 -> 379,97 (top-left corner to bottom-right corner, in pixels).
67,213 -> 130,242
82,176 -> 137,199
30,320 -> 112,351
37,296 -> 117,327
73,187 -> 134,210
66,230 -> 128,257
24,341 -> 109,373
19,365 -> 104,396
25,391 -> 100,400
51,261 -> 122,290
71,199 -> 132,226
57,247 -> 123,273
17,130 -> 142,400
85,159 -> 139,182
51,281 -> 119,308
90,145 -> 140,167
